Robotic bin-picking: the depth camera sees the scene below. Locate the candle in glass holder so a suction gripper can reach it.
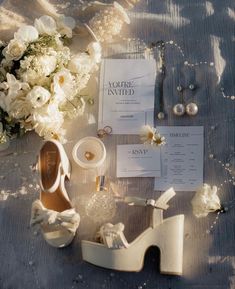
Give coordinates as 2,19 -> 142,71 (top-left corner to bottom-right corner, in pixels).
72,137 -> 106,169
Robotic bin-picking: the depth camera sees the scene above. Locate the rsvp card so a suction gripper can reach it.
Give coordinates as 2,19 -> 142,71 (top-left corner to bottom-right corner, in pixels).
154,126 -> 204,191
117,145 -> 161,178
98,59 -> 156,134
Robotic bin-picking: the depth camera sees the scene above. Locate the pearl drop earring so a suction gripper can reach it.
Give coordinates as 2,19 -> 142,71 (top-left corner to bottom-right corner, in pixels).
173,85 -> 186,116
186,102 -> 198,116
185,83 -> 198,116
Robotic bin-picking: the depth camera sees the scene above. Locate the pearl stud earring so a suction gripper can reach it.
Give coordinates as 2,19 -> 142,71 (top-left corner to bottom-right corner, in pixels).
189,84 -> 196,91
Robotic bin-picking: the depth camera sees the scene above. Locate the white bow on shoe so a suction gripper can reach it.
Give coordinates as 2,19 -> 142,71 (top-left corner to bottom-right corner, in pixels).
96,222 -> 129,249
31,200 -> 80,234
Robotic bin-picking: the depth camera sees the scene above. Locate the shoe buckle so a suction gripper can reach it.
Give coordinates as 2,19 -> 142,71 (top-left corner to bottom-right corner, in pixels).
145,199 -> 156,207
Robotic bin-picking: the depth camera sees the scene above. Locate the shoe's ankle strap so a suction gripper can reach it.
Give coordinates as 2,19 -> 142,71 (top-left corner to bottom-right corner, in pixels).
124,187 -> 176,210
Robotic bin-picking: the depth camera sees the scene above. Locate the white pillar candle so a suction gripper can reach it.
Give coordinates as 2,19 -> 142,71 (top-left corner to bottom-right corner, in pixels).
72,137 -> 106,169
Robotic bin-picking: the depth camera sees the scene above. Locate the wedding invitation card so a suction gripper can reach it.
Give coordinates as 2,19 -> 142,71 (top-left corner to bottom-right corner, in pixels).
117,144 -> 161,178
154,126 -> 204,191
98,59 -> 156,134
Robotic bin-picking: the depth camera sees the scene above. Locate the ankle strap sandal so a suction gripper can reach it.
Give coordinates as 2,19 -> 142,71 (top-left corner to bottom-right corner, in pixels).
82,188 -> 184,275
31,140 -> 80,248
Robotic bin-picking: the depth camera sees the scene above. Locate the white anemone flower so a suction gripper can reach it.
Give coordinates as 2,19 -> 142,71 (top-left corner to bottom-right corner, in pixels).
26,86 -> 51,108
34,15 -> 57,36
140,125 -> 166,147
53,69 -> 75,103
14,25 -> 39,43
191,184 -> 221,218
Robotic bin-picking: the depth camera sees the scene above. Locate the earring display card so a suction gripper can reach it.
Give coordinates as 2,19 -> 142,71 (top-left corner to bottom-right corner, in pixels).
98,59 -> 156,134
154,126 -> 204,191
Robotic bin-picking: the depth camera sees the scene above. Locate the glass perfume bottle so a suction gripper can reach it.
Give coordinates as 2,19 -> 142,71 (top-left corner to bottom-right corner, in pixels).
85,176 -> 116,223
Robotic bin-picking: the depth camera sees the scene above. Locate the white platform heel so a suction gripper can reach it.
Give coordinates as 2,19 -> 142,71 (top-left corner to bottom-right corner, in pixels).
81,188 -> 184,275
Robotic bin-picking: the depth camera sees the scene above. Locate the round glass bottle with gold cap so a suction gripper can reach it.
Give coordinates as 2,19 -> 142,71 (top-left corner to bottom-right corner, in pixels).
85,176 -> 116,223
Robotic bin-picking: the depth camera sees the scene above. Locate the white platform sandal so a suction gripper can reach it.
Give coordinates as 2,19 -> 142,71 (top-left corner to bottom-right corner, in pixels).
30,140 -> 80,248
82,188 -> 184,275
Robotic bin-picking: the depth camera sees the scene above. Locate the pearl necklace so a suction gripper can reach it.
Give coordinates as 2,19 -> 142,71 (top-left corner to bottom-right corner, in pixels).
220,87 -> 235,101
206,119 -> 235,233
117,36 -> 215,67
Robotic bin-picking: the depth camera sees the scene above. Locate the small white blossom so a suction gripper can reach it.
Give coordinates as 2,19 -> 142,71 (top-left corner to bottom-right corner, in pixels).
34,15 -> 57,36
14,25 -> 39,43
140,125 -> 166,147
36,55 -> 57,76
26,86 -> 51,108
191,184 -> 221,218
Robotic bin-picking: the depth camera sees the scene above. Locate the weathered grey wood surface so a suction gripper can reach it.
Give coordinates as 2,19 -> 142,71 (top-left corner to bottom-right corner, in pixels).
0,1 -> 235,289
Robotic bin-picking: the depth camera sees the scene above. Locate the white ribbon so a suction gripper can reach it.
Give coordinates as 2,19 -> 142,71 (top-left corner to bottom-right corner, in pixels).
30,200 -> 80,234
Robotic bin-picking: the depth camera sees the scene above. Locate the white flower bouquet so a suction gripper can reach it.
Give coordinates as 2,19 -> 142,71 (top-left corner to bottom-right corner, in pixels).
0,0 -> 132,145
0,15 -> 102,143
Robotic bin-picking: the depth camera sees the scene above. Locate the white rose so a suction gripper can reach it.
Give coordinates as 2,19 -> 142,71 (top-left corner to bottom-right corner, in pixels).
68,53 -> 93,74
34,15 -> 57,36
3,39 -> 26,60
14,25 -> 39,43
26,86 -> 51,108
87,42 -> 102,63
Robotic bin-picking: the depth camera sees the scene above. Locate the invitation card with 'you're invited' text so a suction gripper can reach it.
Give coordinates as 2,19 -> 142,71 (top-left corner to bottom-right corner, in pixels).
98,59 -> 156,134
